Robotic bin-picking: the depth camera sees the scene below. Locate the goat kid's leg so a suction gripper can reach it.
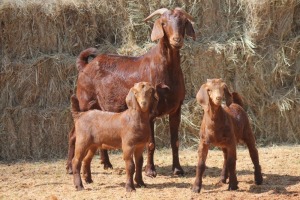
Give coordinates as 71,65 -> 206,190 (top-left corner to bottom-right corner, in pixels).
66,126 -> 75,174
192,142 -> 209,193
245,135 -> 263,185
220,148 -> 228,183
169,107 -> 184,175
134,146 -> 146,188
226,146 -> 238,190
72,146 -> 86,191
145,120 -> 157,177
82,146 -> 97,184
123,145 -> 135,192
100,149 -> 113,169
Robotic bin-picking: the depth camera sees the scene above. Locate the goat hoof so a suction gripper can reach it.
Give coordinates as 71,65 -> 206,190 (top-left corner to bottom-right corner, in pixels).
255,174 -> 263,185
125,185 -> 136,192
173,167 -> 184,176
191,185 -> 201,193
145,165 -> 157,177
228,184 -> 238,190
76,186 -> 84,191
135,180 -> 146,188
102,162 -> 113,170
220,177 -> 227,184
85,178 -> 93,184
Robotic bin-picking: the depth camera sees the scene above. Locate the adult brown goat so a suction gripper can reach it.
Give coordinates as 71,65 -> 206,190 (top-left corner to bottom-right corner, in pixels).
71,82 -> 159,191
192,78 -> 263,193
66,7 -> 196,177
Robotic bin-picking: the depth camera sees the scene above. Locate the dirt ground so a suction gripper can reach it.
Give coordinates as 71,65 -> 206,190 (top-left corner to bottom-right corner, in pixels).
0,145 -> 299,200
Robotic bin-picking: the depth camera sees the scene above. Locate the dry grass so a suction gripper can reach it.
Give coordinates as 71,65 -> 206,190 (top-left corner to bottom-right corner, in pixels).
0,146 -> 300,200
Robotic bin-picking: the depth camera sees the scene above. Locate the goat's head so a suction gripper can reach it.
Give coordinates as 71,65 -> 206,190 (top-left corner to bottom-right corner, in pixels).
196,78 -> 232,111
144,7 -> 196,49
126,82 -> 159,113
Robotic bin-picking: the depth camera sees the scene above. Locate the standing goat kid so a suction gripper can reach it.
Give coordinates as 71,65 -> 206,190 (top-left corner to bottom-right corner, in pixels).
71,82 -> 159,192
66,7 -> 196,177
192,78 -> 263,193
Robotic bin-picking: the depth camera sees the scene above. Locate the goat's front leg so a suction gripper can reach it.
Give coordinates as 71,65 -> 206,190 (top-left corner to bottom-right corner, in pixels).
123,145 -> 135,192
192,142 -> 209,193
134,145 -> 146,188
100,150 -> 113,169
226,146 -> 238,190
169,107 -> 184,175
145,120 -> 157,177
220,148 -> 228,183
66,126 -> 75,174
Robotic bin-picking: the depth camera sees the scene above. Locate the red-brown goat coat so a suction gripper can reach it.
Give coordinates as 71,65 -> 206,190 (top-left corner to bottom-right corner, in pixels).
192,78 -> 263,193
71,82 -> 159,192
66,7 -> 196,177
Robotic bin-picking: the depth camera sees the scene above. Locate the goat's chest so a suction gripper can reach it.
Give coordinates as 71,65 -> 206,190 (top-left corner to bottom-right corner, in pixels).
203,123 -> 233,147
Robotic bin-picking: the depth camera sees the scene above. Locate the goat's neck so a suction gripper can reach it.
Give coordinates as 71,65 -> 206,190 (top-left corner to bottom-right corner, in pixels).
127,108 -> 150,125
158,38 -> 180,66
205,104 -> 225,123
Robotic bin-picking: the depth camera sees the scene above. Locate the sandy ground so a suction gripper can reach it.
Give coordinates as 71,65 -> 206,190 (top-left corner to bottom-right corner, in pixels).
0,145 -> 299,200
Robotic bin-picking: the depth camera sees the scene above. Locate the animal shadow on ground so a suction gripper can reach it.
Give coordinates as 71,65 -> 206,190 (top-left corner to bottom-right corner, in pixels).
155,165 -> 300,193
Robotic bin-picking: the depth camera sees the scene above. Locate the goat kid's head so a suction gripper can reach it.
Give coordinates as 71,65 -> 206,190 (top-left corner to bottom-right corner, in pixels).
126,82 -> 159,113
196,79 -> 232,111
144,7 -> 196,49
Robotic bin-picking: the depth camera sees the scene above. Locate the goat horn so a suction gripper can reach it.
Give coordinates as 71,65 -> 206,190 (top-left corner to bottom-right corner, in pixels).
144,8 -> 169,22
174,7 -> 194,22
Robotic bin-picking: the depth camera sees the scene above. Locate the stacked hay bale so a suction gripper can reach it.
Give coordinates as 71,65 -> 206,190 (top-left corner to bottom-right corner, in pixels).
0,0 -> 299,160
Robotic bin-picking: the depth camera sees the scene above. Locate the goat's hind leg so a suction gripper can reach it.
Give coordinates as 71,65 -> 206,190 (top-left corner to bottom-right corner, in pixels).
82,146 -> 97,184
66,126 -> 76,174
100,149 -> 113,170
245,132 -> 263,185
72,145 -> 87,190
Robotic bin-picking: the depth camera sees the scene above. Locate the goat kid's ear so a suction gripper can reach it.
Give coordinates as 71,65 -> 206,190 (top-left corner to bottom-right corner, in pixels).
125,88 -> 138,110
186,20 -> 196,41
223,84 -> 233,106
151,19 -> 164,41
196,84 -> 209,110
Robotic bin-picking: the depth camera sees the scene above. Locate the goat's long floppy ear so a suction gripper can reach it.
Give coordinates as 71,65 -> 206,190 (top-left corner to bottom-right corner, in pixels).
196,84 -> 209,110
186,21 -> 196,40
223,84 -> 233,106
125,88 -> 138,110
151,19 -> 164,41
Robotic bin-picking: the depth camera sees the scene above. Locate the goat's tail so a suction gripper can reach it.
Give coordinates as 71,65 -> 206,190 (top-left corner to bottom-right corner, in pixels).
70,94 -> 81,119
232,92 -> 244,108
76,48 -> 99,71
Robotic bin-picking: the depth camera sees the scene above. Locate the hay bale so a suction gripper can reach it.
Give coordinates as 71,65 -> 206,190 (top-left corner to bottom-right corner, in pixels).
0,0 -> 299,160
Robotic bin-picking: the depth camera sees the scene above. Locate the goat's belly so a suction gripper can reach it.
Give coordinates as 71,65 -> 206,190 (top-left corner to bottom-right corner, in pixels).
100,143 -> 121,150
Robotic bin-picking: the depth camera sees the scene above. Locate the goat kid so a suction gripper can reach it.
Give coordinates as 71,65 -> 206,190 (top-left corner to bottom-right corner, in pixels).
192,78 -> 263,193
66,7 -> 196,177
71,82 -> 159,192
